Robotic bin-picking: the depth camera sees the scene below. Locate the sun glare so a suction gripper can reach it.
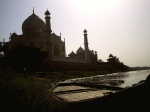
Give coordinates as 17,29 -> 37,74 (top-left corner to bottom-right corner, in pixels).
69,0 -> 120,14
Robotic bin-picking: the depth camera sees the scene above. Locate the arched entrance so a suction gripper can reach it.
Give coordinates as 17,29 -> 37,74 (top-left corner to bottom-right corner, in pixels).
54,43 -> 60,56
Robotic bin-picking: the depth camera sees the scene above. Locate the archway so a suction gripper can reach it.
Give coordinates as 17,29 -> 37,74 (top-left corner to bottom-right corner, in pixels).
54,43 -> 60,56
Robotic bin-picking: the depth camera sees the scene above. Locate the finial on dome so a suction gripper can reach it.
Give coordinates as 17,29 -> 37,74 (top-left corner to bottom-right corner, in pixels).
33,7 -> 34,14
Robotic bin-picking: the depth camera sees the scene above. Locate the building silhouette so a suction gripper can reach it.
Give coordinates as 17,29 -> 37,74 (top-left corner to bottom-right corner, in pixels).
4,9 -> 98,70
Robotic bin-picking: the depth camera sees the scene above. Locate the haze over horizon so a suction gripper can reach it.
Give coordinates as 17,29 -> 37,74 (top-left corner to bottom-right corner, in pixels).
0,0 -> 150,67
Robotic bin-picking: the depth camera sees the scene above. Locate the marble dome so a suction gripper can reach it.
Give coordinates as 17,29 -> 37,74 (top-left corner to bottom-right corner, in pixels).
22,12 -> 46,34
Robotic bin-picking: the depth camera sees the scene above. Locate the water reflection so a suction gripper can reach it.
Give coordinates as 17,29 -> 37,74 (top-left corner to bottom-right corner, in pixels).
64,69 -> 150,87
120,69 -> 150,87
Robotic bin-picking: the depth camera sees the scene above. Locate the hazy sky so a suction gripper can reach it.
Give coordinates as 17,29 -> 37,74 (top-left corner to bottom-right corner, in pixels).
0,0 -> 150,67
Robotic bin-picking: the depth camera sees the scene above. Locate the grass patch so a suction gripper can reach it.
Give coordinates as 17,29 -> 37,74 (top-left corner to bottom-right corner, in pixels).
34,70 -> 116,83
0,73 -> 68,112
0,70 -> 124,112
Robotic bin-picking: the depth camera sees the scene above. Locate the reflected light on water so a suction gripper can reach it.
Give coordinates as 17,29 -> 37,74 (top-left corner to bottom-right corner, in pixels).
64,70 -> 150,88
120,70 -> 150,87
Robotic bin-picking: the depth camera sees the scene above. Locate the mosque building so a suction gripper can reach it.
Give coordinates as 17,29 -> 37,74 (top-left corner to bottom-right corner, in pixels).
4,9 -> 98,64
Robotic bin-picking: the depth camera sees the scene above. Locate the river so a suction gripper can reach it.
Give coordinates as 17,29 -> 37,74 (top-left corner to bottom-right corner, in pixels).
119,69 -> 150,87
64,69 -> 150,88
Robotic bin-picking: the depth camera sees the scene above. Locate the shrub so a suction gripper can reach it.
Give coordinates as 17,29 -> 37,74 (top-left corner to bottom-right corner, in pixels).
0,74 -> 68,112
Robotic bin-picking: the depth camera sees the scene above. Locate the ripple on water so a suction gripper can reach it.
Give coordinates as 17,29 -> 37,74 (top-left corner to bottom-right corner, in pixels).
64,70 -> 150,87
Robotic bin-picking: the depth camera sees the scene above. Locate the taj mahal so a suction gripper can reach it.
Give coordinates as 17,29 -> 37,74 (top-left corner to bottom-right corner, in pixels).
4,9 -> 98,66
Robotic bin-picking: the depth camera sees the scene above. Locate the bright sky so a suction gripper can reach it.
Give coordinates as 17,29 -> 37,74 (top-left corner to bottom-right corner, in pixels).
0,0 -> 150,67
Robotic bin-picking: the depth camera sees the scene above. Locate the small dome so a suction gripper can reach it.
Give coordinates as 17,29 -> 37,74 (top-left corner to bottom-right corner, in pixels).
45,10 -> 50,15
22,13 -> 46,34
11,32 -> 17,37
83,29 -> 87,34
68,51 -> 75,57
76,47 -> 84,54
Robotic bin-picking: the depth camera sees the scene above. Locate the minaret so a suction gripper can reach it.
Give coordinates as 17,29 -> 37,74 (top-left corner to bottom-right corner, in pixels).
45,9 -> 53,58
45,9 -> 51,32
83,29 -> 90,63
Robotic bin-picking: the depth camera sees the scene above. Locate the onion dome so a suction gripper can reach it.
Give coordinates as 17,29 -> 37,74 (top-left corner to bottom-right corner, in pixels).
22,12 -> 46,34
68,51 -> 76,57
45,10 -> 50,15
83,29 -> 87,34
76,47 -> 84,54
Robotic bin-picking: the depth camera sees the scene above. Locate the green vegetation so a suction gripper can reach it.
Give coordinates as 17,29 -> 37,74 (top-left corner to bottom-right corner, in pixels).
33,70 -> 118,83
129,66 -> 150,71
0,73 -> 68,112
7,46 -> 47,71
0,70 -> 125,112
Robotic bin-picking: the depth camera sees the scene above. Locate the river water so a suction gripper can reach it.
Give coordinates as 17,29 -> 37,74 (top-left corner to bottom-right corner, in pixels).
119,69 -> 150,87
64,69 -> 150,88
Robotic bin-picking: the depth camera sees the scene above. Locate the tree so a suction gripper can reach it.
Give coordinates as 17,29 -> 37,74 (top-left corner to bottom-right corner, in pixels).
9,46 -> 47,71
0,42 -> 4,57
107,54 -> 129,71
0,42 -> 8,72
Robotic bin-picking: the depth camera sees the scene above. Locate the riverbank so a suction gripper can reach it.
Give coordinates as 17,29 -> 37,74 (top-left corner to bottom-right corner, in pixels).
33,70 -> 126,83
0,69 -> 149,112
0,70 -> 120,112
